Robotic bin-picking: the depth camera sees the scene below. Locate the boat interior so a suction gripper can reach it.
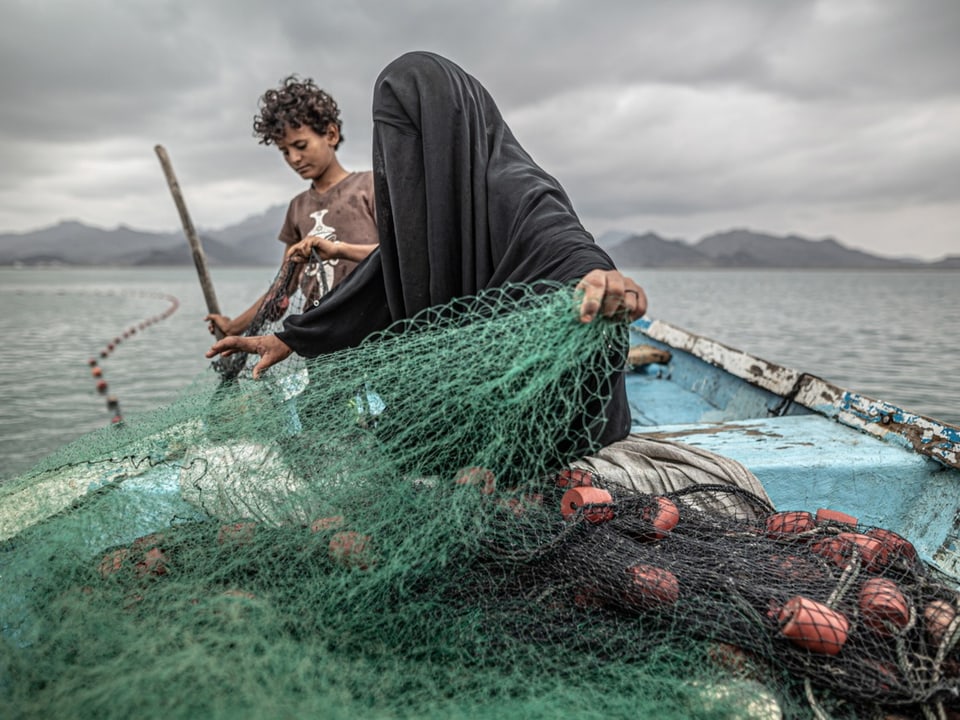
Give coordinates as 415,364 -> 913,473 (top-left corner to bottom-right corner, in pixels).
627,318 -> 960,580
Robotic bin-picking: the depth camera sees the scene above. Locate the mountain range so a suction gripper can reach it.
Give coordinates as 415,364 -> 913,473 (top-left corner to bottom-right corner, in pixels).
1,206 -> 957,269
597,229 -> 960,270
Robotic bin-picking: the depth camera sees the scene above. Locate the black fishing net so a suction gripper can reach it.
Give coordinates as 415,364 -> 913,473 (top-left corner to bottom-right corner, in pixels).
210,250 -> 329,380
2,269 -> 958,720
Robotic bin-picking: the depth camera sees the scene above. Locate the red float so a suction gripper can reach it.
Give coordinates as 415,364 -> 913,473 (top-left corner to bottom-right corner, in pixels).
859,578 -> 910,635
810,532 -> 885,571
765,511 -> 815,539
554,467 -> 596,489
641,496 -> 680,539
778,596 -> 849,655
623,563 -> 679,608
329,531 -> 374,569
560,487 -> 614,523
815,508 -> 858,528
454,466 -> 497,495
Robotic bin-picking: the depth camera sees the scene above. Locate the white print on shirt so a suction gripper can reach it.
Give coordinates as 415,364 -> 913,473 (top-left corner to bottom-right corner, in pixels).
308,209 -> 336,239
305,209 -> 337,293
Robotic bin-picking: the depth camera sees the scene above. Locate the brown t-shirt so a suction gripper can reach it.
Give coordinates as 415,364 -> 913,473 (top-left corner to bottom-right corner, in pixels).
278,171 -> 378,289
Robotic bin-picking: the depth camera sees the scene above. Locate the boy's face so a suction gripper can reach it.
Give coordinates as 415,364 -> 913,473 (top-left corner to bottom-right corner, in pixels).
277,124 -> 339,182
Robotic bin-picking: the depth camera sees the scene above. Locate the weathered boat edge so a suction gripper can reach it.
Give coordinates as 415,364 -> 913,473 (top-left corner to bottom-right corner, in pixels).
633,317 -> 960,472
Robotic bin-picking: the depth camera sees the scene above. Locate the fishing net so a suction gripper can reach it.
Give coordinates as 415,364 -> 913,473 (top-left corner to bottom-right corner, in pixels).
2,276 -> 959,720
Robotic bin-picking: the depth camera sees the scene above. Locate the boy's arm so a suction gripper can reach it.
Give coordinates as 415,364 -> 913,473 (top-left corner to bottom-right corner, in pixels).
333,242 -> 378,264
286,236 -> 377,264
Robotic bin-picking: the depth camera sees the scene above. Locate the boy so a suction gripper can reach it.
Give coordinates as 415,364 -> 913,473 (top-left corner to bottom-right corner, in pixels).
206,76 -> 378,337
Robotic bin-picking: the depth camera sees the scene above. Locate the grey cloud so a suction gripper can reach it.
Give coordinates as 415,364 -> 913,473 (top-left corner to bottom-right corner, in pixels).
0,0 -> 958,258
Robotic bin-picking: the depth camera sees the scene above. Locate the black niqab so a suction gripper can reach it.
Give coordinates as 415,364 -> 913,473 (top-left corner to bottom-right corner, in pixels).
277,51 -> 630,447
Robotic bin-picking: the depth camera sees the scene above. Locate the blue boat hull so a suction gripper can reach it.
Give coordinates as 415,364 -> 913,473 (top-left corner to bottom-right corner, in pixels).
627,317 -> 960,579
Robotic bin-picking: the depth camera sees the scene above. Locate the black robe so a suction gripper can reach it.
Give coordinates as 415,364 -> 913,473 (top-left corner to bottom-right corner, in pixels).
277,51 -> 630,448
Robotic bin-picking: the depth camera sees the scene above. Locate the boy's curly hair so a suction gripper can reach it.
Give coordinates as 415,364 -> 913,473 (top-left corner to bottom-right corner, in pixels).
253,75 -> 343,149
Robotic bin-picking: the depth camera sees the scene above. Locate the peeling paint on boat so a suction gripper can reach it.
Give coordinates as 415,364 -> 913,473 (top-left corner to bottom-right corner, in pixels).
633,318 -> 960,472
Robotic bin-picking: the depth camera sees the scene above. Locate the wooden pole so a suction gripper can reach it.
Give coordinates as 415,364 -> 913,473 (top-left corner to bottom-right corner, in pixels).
153,144 -> 224,339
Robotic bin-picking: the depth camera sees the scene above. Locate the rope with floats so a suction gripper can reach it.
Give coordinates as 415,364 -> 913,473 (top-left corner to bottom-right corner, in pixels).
86,291 -> 180,424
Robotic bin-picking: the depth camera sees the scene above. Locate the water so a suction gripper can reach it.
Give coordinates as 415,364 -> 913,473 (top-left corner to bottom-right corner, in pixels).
1,266 -> 957,481
627,268 -> 960,429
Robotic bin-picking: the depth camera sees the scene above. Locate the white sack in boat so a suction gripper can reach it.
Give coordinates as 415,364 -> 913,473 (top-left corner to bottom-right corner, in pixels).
574,433 -> 773,519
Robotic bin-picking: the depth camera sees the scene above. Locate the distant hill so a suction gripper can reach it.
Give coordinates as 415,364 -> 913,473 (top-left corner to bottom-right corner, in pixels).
0,212 -> 954,269
596,228 -> 946,270
694,229 -> 917,269
930,255 -> 960,269
203,205 -> 288,265
0,206 -> 288,267
122,237 -> 268,267
595,231 -> 715,268
0,221 -> 183,266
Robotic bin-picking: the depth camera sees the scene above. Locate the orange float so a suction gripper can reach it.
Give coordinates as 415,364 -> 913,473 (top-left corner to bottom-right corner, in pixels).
454,466 -> 496,495
765,511 -> 815,539
810,532 -> 885,571
865,527 -> 917,565
924,599 -> 957,645
623,563 -> 679,608
815,508 -> 858,528
131,532 -> 166,551
329,531 -> 374,569
641,496 -> 680,539
135,547 -> 168,577
217,521 -> 258,545
496,493 -> 544,517
310,515 -> 345,532
554,467 -> 596,489
98,548 -> 131,578
778,596 -> 849,655
572,584 -> 604,610
859,578 -> 910,635
769,553 -> 825,583
560,486 -> 614,523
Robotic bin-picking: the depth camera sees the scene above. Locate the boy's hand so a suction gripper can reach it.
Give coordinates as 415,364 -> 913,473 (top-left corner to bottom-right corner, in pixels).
204,313 -> 233,336
286,236 -> 339,263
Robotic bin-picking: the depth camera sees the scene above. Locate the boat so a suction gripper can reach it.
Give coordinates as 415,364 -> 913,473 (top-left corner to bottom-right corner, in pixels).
625,316 -> 960,580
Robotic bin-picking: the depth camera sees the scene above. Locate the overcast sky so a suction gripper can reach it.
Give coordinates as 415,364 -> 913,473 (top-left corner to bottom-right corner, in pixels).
1,0 -> 958,260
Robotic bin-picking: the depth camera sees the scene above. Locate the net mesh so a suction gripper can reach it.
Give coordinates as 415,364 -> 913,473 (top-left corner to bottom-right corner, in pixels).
2,274 -> 958,720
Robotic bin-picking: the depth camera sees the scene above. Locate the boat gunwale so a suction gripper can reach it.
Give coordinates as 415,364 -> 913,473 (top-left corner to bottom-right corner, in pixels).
632,317 -> 960,471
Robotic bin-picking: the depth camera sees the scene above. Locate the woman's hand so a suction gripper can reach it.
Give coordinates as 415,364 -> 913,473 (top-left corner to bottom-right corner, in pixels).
206,334 -> 293,379
575,270 -> 647,323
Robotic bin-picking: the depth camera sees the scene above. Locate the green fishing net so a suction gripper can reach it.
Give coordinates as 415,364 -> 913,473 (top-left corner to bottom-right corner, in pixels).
2,277 -> 958,720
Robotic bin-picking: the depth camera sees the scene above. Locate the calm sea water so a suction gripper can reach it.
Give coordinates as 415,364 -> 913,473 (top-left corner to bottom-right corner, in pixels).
1,266 -> 957,481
